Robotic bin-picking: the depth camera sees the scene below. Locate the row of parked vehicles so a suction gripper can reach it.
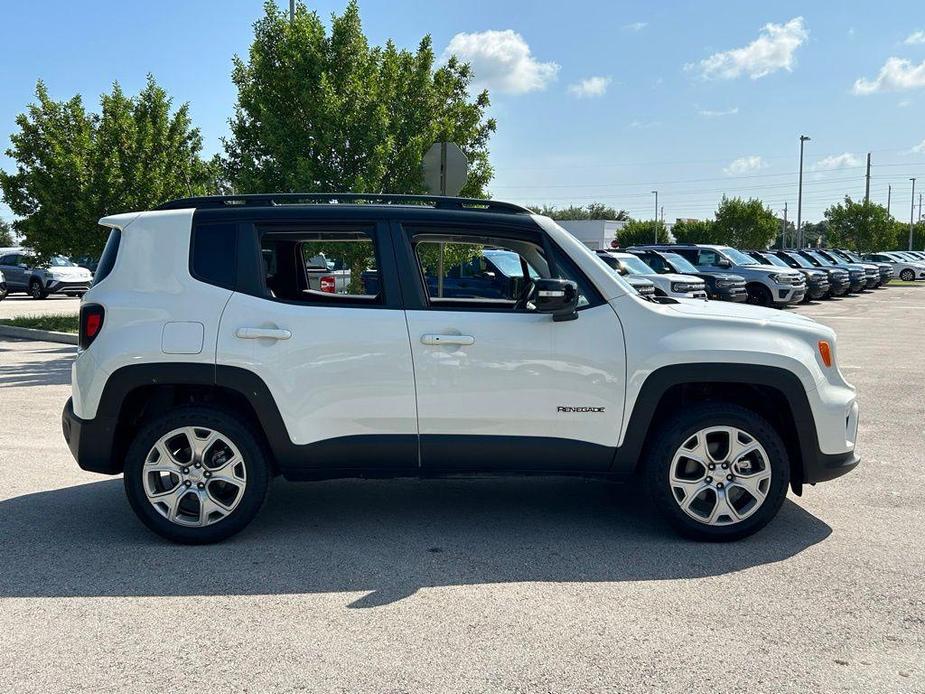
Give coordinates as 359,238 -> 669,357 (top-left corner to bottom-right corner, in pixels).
591,244 -> 925,308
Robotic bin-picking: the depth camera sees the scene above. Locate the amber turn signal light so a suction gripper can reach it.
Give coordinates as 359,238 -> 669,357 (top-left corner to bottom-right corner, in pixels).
817,340 -> 832,368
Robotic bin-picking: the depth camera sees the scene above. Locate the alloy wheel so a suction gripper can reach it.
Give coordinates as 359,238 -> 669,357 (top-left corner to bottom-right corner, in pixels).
669,426 -> 772,526
142,426 -> 247,527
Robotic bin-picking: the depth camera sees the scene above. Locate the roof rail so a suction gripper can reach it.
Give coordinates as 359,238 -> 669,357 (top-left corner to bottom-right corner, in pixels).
155,193 -> 531,214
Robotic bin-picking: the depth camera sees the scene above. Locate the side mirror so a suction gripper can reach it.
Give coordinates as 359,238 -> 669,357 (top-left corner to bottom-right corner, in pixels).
534,278 -> 579,322
717,258 -> 732,268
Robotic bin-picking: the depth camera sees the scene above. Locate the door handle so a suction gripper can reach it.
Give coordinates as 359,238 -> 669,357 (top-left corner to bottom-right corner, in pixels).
236,327 -> 292,340
421,334 -> 475,346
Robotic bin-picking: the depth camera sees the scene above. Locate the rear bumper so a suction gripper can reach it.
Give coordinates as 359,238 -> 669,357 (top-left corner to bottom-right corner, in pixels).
62,397 -> 120,474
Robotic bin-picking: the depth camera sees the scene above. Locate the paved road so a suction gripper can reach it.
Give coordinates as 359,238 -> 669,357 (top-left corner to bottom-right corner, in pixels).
0,294 -> 80,319
0,287 -> 923,693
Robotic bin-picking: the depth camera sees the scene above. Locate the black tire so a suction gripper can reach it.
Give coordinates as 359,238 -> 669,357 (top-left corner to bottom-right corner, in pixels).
643,403 -> 790,542
900,269 -> 914,282
0,286 -> 6,302
123,406 -> 270,544
746,283 -> 772,307
29,279 -> 48,299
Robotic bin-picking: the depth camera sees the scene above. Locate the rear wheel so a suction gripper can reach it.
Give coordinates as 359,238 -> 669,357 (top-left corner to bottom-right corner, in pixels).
123,407 -> 270,544
643,404 -> 790,541
900,269 -> 915,282
746,283 -> 772,307
29,279 -> 47,299
0,285 -> 6,301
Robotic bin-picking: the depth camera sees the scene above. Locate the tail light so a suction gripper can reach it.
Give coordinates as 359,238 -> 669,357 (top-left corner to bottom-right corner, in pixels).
79,304 -> 105,349
320,276 -> 336,293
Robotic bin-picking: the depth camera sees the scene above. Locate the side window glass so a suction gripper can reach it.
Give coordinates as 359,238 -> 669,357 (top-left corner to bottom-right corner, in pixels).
259,229 -> 381,304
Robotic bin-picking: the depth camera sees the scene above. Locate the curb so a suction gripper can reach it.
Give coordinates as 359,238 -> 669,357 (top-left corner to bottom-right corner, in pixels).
0,324 -> 78,345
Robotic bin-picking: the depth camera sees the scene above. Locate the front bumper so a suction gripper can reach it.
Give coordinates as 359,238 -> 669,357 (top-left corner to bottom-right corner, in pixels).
773,284 -> 806,304
806,281 -> 830,299
46,280 -> 91,295
62,397 -> 120,474
711,286 -> 748,302
803,449 -> 861,484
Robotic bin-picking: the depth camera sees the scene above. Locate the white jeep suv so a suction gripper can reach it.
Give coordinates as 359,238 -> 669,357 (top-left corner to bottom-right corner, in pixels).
62,194 -> 860,543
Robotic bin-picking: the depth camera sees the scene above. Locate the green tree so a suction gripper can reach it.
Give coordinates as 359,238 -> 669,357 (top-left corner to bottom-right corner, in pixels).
0,219 -> 14,246
713,196 -> 779,249
529,202 -> 629,221
224,0 -> 495,198
1,77 -> 216,259
618,219 -> 670,247
823,197 -> 898,253
890,220 -> 925,251
800,220 -> 828,247
671,218 -> 725,245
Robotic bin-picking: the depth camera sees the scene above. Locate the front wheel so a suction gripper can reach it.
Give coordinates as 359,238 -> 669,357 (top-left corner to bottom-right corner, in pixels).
746,284 -> 772,307
0,285 -> 7,301
643,404 -> 790,541
123,407 -> 270,544
29,279 -> 48,299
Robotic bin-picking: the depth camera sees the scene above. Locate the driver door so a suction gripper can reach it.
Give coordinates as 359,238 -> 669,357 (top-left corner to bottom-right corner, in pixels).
397,224 -> 626,473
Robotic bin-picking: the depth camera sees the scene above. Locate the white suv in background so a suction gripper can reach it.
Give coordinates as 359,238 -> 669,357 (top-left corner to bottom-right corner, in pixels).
595,250 -> 707,299
62,194 -> 860,544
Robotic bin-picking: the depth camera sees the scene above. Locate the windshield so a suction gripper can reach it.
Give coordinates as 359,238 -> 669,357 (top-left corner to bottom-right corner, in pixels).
484,250 -> 539,278
758,252 -> 789,268
806,251 -> 836,266
661,252 -> 699,274
617,255 -> 655,275
720,247 -> 759,265
840,250 -> 862,262
48,256 -> 76,267
783,252 -> 814,268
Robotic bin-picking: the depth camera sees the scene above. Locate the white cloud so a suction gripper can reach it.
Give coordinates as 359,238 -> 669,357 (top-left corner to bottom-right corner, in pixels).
628,120 -> 660,129
568,76 -> 612,98
698,106 -> 739,117
723,155 -> 767,175
623,22 -> 648,32
442,30 -> 559,94
813,153 -> 860,171
853,57 -> 925,94
686,17 -> 809,80
912,139 -> 925,154
905,31 -> 925,45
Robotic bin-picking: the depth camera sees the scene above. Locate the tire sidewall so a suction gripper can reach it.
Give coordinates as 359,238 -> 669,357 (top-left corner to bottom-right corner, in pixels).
746,284 -> 772,307
123,407 -> 269,544
645,405 -> 790,541
900,269 -> 914,282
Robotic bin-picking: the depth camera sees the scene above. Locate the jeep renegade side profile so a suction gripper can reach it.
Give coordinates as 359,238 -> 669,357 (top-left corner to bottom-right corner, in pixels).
62,194 -> 860,544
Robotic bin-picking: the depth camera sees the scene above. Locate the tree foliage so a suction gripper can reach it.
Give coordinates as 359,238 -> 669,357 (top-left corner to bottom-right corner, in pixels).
822,197 -> 897,253
529,202 -> 628,221
223,0 -> 495,198
0,77 -> 217,259
712,196 -> 779,249
0,219 -> 14,247
618,219 -> 670,247
671,218 -> 724,245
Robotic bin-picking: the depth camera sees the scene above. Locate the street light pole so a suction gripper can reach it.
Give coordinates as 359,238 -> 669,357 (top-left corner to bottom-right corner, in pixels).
652,190 -> 658,243
910,178 -> 917,251
796,135 -> 810,248
290,0 -> 295,22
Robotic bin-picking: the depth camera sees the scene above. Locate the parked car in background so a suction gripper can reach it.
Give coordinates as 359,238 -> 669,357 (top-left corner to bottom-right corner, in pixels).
62,192 -> 860,544
624,274 -> 656,298
663,244 -> 805,307
771,250 -> 851,297
627,247 -> 747,302
829,249 -> 893,285
745,250 -> 830,301
814,249 -> 880,288
0,249 -> 93,298
0,270 -> 6,301
797,250 -> 867,293
866,252 -> 925,281
305,253 -> 351,294
595,250 -> 707,299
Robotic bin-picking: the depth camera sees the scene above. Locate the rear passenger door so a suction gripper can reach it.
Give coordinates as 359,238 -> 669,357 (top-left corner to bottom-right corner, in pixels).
216,220 -> 419,474
0,254 -> 25,289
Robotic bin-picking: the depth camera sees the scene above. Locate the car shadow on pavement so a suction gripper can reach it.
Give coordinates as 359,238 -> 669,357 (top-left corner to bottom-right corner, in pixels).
0,476 -> 831,607
0,342 -> 73,388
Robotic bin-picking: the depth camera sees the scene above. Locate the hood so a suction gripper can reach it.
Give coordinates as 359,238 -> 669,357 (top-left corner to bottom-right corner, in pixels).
698,272 -> 744,282
657,272 -> 704,284
626,276 -> 654,287
748,263 -> 801,277
44,265 -> 92,281
666,297 -> 818,328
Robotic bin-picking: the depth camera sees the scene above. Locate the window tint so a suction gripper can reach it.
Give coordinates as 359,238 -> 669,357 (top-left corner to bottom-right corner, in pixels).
641,253 -> 668,273
92,228 -> 121,286
260,229 -> 381,304
697,249 -> 720,266
0,255 -> 13,266
192,223 -> 237,289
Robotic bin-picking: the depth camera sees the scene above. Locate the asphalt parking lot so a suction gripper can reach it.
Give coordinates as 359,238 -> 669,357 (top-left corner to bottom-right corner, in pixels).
0,294 -> 80,319
0,287 -> 923,693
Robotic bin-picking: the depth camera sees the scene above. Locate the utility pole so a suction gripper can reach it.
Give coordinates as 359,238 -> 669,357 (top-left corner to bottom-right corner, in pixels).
910,178 -> 917,251
797,135 -> 811,247
652,191 -> 659,243
864,153 -> 871,204
781,202 -> 788,249
919,193 -> 922,222
887,185 -> 892,217
660,205 -> 664,223
289,0 -> 295,22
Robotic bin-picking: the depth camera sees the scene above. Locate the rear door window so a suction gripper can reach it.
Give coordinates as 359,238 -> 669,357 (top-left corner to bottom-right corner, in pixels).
92,228 -> 121,286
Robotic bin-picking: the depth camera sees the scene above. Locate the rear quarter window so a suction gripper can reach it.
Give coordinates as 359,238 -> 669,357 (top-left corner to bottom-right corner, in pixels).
92,228 -> 121,286
191,223 -> 238,290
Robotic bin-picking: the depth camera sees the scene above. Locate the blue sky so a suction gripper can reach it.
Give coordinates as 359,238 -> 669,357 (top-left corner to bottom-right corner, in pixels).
2,0 -> 924,224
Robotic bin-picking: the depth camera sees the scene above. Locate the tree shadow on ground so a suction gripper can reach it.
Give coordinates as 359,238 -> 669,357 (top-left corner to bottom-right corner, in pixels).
0,476 -> 831,607
0,342 -> 73,388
